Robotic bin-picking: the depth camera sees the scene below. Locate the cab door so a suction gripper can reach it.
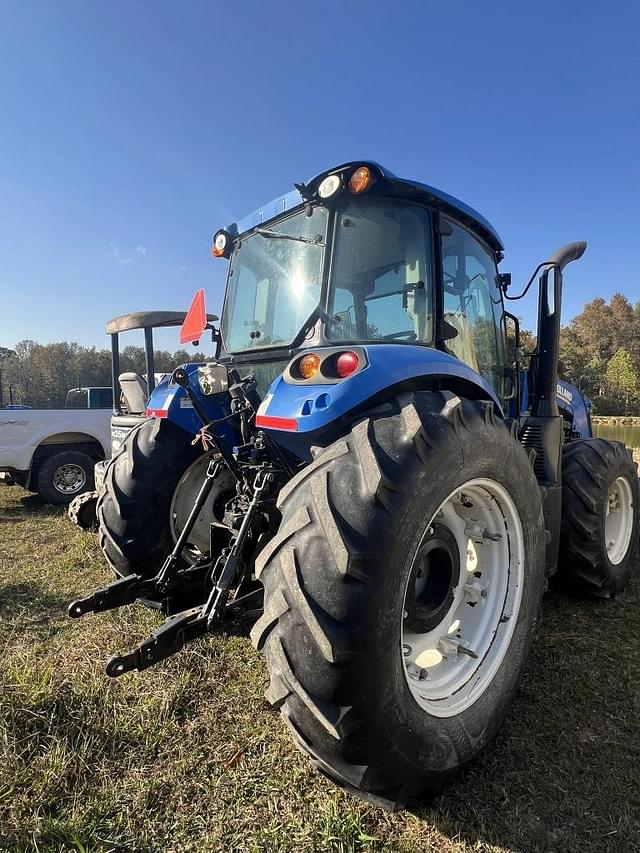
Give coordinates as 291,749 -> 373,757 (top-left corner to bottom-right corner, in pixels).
440,218 -> 508,398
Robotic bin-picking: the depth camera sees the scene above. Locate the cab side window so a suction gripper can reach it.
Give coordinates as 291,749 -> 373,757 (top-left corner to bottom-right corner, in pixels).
440,219 -> 506,393
328,201 -> 433,344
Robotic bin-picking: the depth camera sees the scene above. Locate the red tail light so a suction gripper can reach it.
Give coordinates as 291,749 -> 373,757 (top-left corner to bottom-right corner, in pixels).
335,351 -> 360,378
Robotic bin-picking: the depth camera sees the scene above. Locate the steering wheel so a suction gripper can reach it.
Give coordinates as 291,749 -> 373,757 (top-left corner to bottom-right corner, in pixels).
381,330 -> 417,341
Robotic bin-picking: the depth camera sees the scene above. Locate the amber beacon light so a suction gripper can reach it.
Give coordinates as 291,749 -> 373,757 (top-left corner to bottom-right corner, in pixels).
349,166 -> 373,194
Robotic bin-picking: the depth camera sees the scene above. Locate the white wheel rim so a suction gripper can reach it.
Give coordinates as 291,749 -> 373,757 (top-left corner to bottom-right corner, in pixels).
169,453 -> 235,562
53,463 -> 87,494
401,478 -> 524,718
605,476 -> 634,565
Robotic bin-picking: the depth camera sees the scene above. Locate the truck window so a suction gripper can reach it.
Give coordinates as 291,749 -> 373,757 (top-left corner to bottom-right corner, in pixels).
89,388 -> 114,409
65,389 -> 88,408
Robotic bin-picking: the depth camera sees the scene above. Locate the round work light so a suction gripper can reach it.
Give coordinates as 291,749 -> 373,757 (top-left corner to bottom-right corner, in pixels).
318,174 -> 341,199
212,230 -> 231,258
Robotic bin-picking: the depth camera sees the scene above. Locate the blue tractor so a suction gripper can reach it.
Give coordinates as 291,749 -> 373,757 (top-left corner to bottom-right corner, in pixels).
71,162 -> 638,807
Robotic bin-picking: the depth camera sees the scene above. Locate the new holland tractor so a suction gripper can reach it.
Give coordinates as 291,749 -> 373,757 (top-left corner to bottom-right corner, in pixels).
70,161 -> 638,807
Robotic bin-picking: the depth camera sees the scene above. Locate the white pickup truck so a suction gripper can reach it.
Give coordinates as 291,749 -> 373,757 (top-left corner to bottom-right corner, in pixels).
0,387 -> 112,504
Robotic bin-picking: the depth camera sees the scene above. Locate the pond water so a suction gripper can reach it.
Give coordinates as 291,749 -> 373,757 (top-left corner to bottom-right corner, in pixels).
592,423 -> 640,449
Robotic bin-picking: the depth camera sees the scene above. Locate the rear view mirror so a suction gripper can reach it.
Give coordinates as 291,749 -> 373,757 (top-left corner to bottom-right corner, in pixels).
331,310 -> 355,339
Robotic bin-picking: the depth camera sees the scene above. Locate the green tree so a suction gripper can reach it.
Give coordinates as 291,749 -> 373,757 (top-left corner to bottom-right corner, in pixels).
559,293 -> 640,407
1,339 -> 210,408
120,346 -> 208,376
519,327 -> 537,353
0,346 -> 17,406
605,348 -> 639,414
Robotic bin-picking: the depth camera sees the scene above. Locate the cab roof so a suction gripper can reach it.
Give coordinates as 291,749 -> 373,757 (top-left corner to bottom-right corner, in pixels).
227,160 -> 504,254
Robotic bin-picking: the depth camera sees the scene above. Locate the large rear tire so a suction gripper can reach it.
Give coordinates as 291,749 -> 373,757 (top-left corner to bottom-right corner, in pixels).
558,438 -> 638,598
251,393 -> 546,806
97,418 -> 203,578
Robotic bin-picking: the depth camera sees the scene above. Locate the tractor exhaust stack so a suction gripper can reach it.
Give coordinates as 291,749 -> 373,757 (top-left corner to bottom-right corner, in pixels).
530,241 -> 587,419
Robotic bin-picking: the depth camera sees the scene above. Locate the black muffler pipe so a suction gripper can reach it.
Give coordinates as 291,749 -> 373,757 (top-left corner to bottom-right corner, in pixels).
525,242 -> 586,575
530,242 -> 587,418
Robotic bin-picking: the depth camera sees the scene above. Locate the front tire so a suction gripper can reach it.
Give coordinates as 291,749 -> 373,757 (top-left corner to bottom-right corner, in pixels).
559,438 -> 638,598
251,393 -> 546,806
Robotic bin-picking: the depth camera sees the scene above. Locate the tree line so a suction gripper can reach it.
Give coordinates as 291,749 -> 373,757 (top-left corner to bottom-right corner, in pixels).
0,341 -> 206,409
1,292 -> 639,413
558,293 -> 640,414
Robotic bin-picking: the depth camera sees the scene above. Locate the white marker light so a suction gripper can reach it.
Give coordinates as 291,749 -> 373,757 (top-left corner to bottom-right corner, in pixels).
318,174 -> 341,199
211,230 -> 229,258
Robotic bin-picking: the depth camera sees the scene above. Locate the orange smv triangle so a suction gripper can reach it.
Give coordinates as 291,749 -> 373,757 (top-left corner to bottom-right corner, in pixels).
180,288 -> 207,345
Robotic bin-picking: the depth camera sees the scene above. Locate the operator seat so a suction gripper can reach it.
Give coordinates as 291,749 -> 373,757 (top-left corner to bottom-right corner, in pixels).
118,372 -> 148,415
443,313 -> 480,373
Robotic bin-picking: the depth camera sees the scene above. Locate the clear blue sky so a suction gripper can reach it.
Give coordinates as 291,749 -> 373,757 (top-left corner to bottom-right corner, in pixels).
1,0 -> 638,354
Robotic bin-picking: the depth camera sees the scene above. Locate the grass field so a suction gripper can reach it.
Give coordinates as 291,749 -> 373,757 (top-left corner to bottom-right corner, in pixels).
1,486 -> 639,853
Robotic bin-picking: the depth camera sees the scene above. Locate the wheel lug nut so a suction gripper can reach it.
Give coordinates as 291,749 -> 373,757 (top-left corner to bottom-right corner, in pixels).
406,662 -> 429,680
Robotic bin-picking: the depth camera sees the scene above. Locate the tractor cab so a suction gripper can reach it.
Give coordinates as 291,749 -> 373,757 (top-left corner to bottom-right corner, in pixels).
213,161 -> 511,406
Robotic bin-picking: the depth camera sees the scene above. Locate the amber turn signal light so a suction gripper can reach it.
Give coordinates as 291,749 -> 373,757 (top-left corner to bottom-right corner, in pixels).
349,166 -> 373,194
299,352 -> 321,379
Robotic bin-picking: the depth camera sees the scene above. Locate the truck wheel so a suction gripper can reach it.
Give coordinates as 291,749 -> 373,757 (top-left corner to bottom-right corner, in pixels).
97,418 -> 234,579
559,438 -> 638,598
68,490 -> 99,531
252,393 -> 546,806
35,449 -> 96,505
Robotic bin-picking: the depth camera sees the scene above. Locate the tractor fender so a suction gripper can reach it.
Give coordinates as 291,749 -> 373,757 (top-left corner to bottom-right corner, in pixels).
258,344 -> 503,457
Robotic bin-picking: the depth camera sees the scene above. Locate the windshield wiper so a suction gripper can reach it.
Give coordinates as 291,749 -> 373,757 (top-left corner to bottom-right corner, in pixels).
255,228 -> 325,247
